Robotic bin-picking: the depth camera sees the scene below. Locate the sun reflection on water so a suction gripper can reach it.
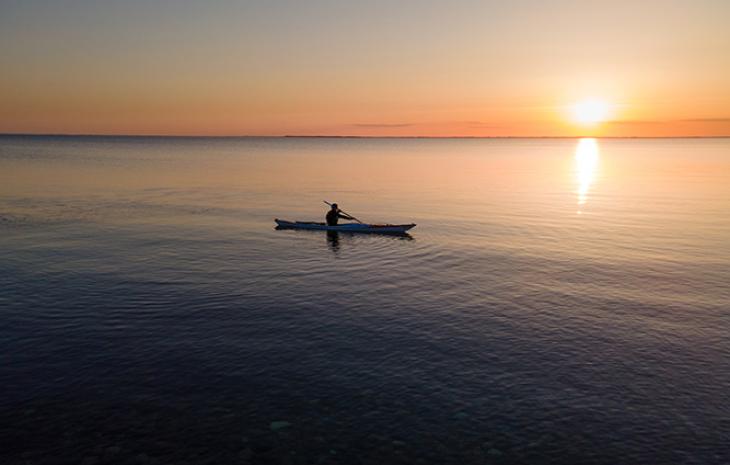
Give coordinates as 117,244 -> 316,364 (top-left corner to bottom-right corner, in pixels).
574,138 -> 600,212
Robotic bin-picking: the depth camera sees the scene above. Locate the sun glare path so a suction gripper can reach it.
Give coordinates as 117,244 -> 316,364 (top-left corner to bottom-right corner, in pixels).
575,138 -> 600,212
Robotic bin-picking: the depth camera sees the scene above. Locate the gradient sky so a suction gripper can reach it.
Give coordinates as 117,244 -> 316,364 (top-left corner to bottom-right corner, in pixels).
1,0 -> 729,136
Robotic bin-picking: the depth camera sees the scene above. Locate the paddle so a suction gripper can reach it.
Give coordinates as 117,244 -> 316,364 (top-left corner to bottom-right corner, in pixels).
323,200 -> 364,224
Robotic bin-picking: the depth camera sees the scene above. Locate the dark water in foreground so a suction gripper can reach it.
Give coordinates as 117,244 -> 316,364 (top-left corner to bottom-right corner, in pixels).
1,135 -> 729,465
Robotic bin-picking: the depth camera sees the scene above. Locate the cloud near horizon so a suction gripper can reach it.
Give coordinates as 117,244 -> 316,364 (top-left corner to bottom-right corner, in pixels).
587,118 -> 727,137
352,123 -> 414,128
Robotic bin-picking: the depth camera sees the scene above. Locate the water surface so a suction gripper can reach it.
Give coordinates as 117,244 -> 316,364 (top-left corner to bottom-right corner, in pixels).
1,136 -> 729,464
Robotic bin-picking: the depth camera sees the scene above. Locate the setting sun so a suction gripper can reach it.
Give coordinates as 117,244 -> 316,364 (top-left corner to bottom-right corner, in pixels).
571,99 -> 611,126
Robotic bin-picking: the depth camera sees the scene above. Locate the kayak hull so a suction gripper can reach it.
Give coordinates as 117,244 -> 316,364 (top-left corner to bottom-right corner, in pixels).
275,219 -> 415,234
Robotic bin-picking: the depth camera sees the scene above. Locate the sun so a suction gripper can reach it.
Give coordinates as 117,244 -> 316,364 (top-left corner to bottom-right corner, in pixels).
571,99 -> 610,125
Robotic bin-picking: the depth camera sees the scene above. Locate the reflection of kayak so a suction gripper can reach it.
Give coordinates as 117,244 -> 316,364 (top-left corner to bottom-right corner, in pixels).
275,219 -> 416,234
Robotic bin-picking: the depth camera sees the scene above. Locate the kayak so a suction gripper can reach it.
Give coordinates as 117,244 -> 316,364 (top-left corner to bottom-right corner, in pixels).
275,219 -> 416,234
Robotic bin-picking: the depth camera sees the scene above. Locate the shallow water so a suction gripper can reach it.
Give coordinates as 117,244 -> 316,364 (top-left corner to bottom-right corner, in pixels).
1,135 -> 729,464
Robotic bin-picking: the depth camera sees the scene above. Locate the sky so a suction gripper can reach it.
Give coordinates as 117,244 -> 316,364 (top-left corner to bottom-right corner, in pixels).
1,0 -> 729,137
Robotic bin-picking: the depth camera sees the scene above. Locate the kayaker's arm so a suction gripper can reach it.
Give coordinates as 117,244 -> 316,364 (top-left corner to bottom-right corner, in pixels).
338,212 -> 355,220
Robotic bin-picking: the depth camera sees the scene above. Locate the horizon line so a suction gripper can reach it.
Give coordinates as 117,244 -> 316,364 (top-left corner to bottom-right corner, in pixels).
2,132 -> 730,140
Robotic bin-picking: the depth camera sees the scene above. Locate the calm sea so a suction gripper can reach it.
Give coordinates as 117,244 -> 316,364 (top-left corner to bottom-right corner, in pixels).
1,135 -> 728,465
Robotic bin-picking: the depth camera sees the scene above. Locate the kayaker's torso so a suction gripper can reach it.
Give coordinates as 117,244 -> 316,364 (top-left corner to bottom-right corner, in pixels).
326,209 -> 341,226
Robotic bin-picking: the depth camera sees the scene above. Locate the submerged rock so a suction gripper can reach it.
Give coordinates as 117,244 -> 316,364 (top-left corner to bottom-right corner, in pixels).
134,452 -> 151,464
269,420 -> 292,431
104,445 -> 121,458
239,448 -> 253,462
487,447 -> 503,457
80,456 -> 99,465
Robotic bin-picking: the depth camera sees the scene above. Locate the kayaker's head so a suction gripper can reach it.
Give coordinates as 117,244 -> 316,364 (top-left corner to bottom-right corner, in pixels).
330,203 -> 338,211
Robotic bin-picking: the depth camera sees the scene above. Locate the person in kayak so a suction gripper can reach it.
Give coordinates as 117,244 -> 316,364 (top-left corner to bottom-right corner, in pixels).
326,203 -> 355,226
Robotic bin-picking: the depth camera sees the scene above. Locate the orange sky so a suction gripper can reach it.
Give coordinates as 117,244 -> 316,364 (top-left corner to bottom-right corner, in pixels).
1,1 -> 729,137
